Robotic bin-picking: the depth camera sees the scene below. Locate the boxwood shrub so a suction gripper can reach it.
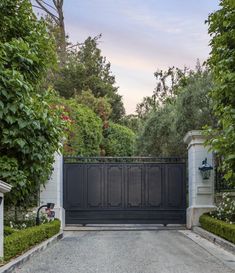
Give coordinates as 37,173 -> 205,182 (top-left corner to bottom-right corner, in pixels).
4,219 -> 60,261
199,214 -> 235,244
4,226 -> 16,236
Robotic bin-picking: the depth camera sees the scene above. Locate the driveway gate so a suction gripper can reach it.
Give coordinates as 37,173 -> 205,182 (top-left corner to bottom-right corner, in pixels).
63,157 -> 186,225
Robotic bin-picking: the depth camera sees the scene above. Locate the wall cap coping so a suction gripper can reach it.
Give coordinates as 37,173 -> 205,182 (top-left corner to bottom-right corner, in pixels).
183,130 -> 206,145
0,180 -> 12,193
187,205 -> 217,209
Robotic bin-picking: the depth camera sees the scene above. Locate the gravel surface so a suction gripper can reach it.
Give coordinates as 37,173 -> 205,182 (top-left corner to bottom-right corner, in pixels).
13,230 -> 235,273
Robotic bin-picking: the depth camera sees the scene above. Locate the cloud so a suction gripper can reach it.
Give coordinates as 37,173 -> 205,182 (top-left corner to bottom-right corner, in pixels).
63,0 -> 216,114
122,9 -> 183,34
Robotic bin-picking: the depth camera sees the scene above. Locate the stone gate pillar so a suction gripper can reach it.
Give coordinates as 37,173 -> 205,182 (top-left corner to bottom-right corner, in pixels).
40,153 -> 64,228
184,130 -> 216,229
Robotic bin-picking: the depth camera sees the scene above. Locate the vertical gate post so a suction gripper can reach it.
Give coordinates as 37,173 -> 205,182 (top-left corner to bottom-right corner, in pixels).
40,153 -> 64,228
184,130 -> 216,229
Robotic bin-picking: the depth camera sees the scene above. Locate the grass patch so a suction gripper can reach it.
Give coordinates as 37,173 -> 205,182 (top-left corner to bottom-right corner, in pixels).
4,219 -> 60,262
199,214 -> 235,244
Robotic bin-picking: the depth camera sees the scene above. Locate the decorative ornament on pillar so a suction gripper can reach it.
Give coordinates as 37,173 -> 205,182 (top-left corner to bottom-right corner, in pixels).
198,158 -> 213,180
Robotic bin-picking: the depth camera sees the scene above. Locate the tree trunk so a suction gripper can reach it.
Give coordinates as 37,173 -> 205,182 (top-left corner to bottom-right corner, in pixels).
35,0 -> 67,67
56,0 -> 66,66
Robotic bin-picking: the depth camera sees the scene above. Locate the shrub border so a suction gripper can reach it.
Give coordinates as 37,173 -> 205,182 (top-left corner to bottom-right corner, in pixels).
4,219 -> 61,262
199,214 -> 235,244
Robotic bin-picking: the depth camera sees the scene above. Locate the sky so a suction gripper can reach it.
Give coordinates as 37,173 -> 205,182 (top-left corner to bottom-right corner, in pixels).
62,0 -> 219,114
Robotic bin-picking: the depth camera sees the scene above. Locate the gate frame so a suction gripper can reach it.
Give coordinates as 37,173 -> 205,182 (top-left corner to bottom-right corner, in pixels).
63,157 -> 186,225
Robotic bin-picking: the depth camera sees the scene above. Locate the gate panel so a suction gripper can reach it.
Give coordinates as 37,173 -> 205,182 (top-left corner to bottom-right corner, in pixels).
166,164 -> 185,209
107,165 -> 123,208
126,165 -> 143,208
146,165 -> 163,207
64,164 -> 84,209
64,157 -> 186,225
87,165 -> 102,208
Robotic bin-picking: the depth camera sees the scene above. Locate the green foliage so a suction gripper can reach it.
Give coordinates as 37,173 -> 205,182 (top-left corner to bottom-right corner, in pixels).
210,192 -> 235,223
5,210 -> 51,229
137,104 -> 179,156
0,0 -> 66,208
103,123 -> 136,156
0,157 -> 30,207
4,219 -> 60,261
120,114 -> 143,132
174,69 -> 215,137
199,214 -> 235,244
205,0 -> 235,184
57,98 -> 103,156
75,90 -> 112,122
54,36 -> 125,122
4,226 -> 16,237
136,66 -> 214,156
136,66 -> 189,119
0,0 -> 56,79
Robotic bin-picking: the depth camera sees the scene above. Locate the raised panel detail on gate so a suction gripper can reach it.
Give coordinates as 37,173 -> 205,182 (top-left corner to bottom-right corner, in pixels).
107,165 -> 122,208
127,165 -> 142,208
146,165 -> 162,207
166,165 -> 183,208
87,165 -> 102,208
64,164 -> 84,208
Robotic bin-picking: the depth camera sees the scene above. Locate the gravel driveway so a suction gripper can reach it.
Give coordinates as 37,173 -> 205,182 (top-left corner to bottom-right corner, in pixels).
13,230 -> 235,273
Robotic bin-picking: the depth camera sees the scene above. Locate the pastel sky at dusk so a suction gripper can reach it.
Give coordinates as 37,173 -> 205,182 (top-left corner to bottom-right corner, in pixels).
61,1 -> 219,114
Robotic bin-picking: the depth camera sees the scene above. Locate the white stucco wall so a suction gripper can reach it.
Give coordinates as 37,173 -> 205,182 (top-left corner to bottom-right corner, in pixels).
40,153 -> 64,228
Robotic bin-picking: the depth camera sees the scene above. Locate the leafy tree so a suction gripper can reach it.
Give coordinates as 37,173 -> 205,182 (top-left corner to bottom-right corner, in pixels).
75,90 -> 112,123
120,114 -> 143,133
136,66 -> 189,119
54,36 -> 125,122
136,105 -> 178,156
33,0 -> 66,66
205,0 -> 235,183
103,123 -> 136,156
136,66 -> 214,156
0,0 -> 66,209
174,68 -> 215,138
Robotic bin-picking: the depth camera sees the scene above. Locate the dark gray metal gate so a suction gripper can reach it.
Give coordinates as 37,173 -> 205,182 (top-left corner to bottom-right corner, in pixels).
63,157 -> 186,225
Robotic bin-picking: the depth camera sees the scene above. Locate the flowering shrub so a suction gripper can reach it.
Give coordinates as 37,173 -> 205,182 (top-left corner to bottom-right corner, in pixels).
210,192 -> 235,224
5,210 -> 51,230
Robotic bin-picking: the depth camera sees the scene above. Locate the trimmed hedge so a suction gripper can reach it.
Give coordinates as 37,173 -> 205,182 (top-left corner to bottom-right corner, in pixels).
4,226 -> 16,237
4,219 -> 60,261
199,214 -> 235,244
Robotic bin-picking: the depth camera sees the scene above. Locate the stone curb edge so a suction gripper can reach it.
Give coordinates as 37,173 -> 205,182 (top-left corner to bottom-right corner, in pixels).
193,226 -> 235,254
0,231 -> 63,273
64,224 -> 186,231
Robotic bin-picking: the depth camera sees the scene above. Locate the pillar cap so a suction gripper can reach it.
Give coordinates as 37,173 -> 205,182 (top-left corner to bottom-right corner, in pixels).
0,180 -> 12,193
184,130 -> 206,145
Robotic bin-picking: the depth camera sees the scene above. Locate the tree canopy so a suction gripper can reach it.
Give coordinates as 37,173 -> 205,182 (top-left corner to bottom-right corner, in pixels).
0,0 -> 67,208
205,0 -> 235,183
103,122 -> 136,156
54,36 -> 125,122
136,65 -> 214,157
